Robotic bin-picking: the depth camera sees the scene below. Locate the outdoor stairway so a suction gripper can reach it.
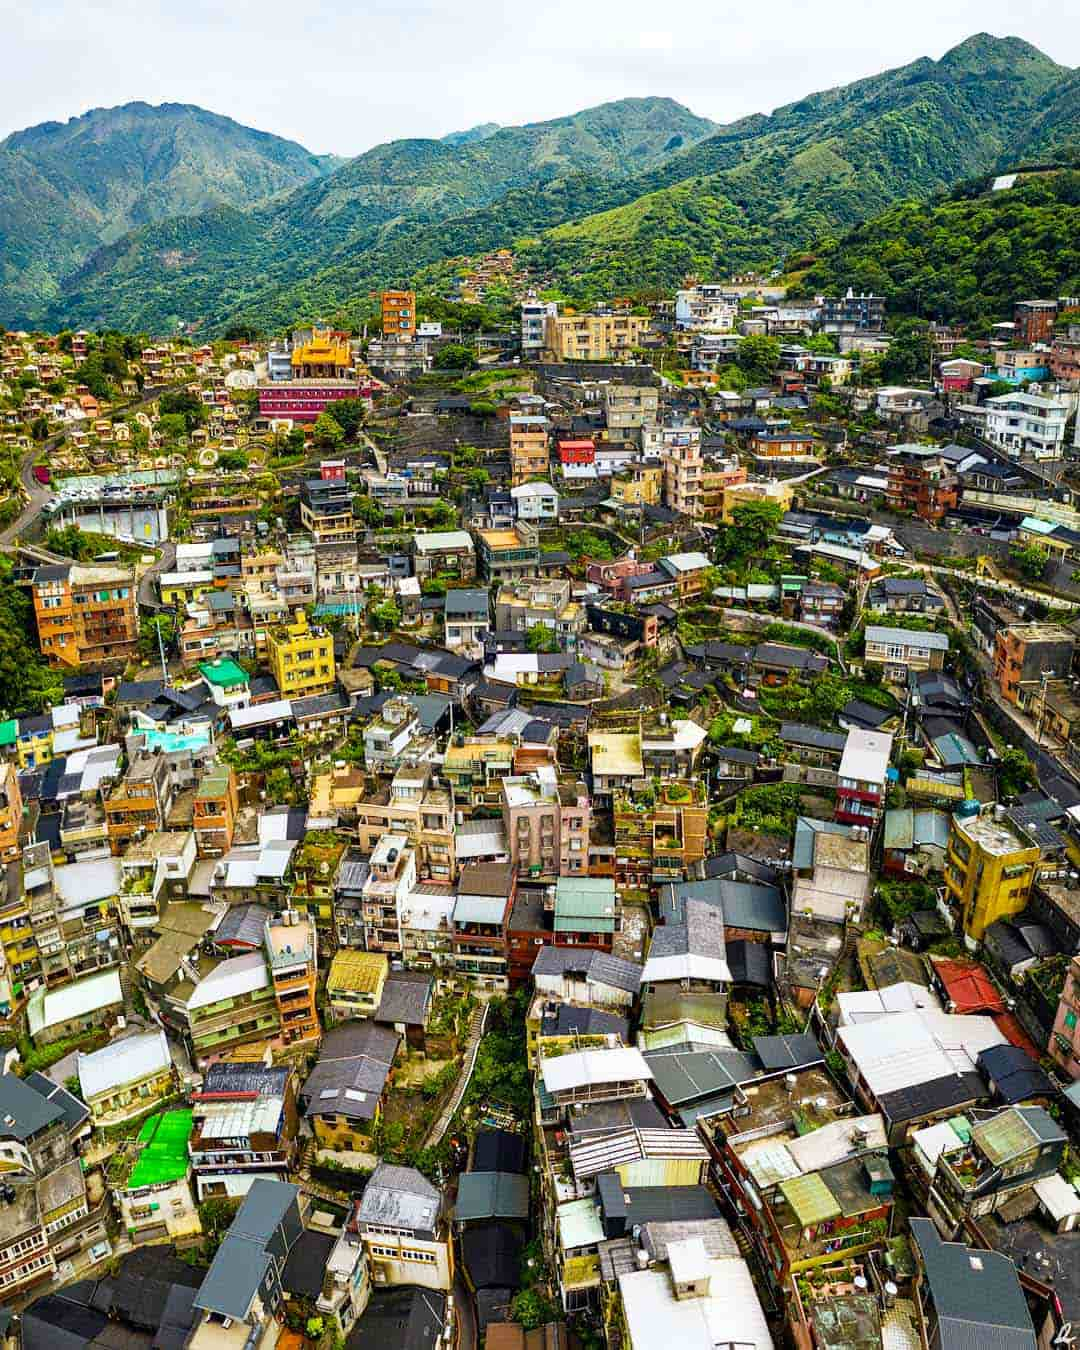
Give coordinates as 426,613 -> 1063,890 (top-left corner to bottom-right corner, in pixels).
424,1003 -> 489,1149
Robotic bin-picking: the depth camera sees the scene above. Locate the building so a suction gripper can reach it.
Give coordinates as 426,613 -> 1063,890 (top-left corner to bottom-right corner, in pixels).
605,384 -> 659,433
326,949 -> 388,1021
111,1107 -> 200,1243
27,968 -> 124,1045
864,625 -> 949,680
945,812 -> 1040,943
301,471 -> 356,546
300,1021 -> 399,1152
193,761 -> 239,857
444,589 -> 490,651
0,761 -> 23,862
612,781 -> 708,890
359,834 -> 417,957
351,1162 -> 453,1291
477,522 -> 540,583
267,609 -> 335,699
1049,955 -> 1080,1079
662,437 -> 704,518
32,562 -> 139,668
381,290 -> 416,339
452,861 -> 514,990
522,295 -> 559,354
675,284 -> 738,331
820,290 -> 885,333
509,415 -> 549,487
412,529 -> 476,581
264,911 -> 319,1047
189,1179 -> 304,1342
76,1029 -> 174,1127
185,953 -> 280,1063
510,480 -> 559,523
291,327 -> 352,377
885,447 -> 959,523
544,312 -> 650,362
1014,298 -> 1058,347
189,1064 -> 296,1199
993,623 -> 1076,707
353,762 -> 455,882
984,391 -> 1069,461
720,477 -> 794,523
909,1218 -> 1036,1350
835,728 -> 892,829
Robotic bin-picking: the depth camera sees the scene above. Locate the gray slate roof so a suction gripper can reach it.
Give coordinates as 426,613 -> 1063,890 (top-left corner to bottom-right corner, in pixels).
453,1171 -> 530,1222
358,1162 -> 440,1233
910,1217 -> 1036,1350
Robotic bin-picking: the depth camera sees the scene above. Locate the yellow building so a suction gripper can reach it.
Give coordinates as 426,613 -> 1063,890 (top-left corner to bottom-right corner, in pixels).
291,326 -> 352,378
610,465 -> 662,506
720,478 -> 795,524
945,812 -> 1040,943
544,311 -> 650,362
267,609 -> 335,698
159,573 -> 214,607
327,949 -> 388,1021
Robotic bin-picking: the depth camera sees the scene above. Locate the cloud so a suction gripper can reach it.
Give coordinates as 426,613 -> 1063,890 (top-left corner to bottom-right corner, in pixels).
1,0 -> 1077,154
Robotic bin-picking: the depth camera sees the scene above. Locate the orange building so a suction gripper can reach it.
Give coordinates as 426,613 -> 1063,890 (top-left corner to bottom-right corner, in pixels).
264,911 -> 320,1047
381,290 -> 416,339
0,761 -> 23,862
32,562 -> 139,669
192,762 -> 239,857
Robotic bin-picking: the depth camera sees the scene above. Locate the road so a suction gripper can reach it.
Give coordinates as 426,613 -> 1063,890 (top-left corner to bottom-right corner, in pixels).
902,557 -> 1074,611
454,1270 -> 477,1350
0,380 -> 188,548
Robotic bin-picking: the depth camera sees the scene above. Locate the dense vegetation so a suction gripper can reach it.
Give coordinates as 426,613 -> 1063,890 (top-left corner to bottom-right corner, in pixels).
34,35 -> 1077,332
0,102 -> 336,321
790,169 -> 1080,324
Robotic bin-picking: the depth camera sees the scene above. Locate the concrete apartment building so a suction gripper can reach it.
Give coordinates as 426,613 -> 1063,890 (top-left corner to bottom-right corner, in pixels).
501,768 -> 591,881
662,436 -> 704,518
544,312 -> 650,362
32,562 -> 139,669
354,762 -> 456,882
267,609 -> 335,698
522,294 -> 559,354
945,812 -> 1040,943
381,290 -> 416,339
993,623 -> 1076,707
264,911 -> 319,1047
885,446 -> 960,523
193,761 -> 240,857
605,383 -> 659,433
984,391 -> 1069,461
509,414 -> 550,487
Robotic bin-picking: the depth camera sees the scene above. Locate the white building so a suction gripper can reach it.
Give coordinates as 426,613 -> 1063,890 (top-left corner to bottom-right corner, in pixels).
984,391 -> 1069,461
511,480 -> 559,522
521,295 -> 559,354
675,286 -> 739,332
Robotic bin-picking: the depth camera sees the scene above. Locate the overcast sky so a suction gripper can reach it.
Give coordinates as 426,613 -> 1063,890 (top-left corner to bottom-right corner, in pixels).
4,0 -> 1077,154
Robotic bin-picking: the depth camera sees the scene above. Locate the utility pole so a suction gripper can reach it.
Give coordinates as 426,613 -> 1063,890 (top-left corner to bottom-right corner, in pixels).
157,614 -> 168,684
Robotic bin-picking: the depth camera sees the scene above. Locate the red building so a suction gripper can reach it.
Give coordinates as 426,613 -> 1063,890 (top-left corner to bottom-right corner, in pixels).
558,438 -> 596,466
258,380 -> 375,423
1014,299 -> 1058,347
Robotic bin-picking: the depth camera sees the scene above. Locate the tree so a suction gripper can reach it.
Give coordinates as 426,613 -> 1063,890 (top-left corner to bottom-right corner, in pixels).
369,599 -> 401,632
158,388 -> 206,432
715,499 -> 783,569
312,411 -> 344,448
881,321 -> 932,383
526,623 -> 557,653
433,343 -> 478,371
329,398 -> 365,439
218,450 -> 248,472
735,335 -> 781,384
998,746 -> 1036,798
1010,541 -> 1048,581
139,613 -> 176,661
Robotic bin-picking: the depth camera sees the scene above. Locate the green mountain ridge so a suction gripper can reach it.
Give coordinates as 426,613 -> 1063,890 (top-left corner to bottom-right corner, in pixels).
16,37 -> 1079,332
0,101 -> 338,320
786,167 -> 1080,325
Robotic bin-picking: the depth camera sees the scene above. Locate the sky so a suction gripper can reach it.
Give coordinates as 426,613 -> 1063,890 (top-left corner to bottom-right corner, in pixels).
3,0 -> 1078,155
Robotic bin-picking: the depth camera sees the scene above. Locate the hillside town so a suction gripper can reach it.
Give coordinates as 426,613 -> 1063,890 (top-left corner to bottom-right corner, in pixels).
1,269 -> 1080,1350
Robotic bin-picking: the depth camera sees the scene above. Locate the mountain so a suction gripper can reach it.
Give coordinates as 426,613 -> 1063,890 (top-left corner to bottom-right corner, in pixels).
787,167 -> 1080,324
37,97 -> 717,331
25,39 -> 1076,332
442,123 -> 501,146
1013,69 -> 1080,165
514,34 -> 1071,300
0,101 -> 336,321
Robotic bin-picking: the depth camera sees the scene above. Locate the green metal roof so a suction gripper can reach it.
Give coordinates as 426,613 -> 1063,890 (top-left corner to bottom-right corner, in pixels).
453,1171 -> 530,1222
125,1108 -> 194,1189
554,877 -> 617,932
0,719 -> 17,748
199,658 -> 249,688
779,1172 -> 842,1228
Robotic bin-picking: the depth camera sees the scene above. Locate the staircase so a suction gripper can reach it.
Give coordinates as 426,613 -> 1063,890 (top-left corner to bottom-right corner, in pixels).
424,1003 -> 489,1149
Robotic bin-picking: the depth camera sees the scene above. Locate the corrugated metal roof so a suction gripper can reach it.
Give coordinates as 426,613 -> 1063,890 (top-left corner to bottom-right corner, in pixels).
780,1172 -> 842,1227
569,1126 -> 708,1181
77,1029 -> 170,1100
